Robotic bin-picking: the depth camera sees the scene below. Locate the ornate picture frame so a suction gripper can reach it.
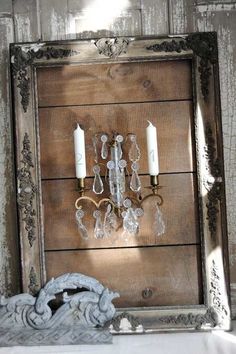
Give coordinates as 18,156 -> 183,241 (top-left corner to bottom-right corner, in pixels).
10,33 -> 231,333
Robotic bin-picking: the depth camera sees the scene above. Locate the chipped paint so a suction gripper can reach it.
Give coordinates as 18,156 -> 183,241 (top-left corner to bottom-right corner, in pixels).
14,14 -> 34,42
49,8 -> 67,41
195,8 -> 236,316
141,0 -> 169,35
0,17 -> 19,296
169,0 -> 188,33
198,4 -> 236,13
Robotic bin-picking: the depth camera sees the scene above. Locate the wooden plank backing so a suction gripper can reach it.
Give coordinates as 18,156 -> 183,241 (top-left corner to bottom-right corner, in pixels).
39,100 -> 195,179
45,245 -> 202,307
42,174 -> 200,250
37,60 -> 192,107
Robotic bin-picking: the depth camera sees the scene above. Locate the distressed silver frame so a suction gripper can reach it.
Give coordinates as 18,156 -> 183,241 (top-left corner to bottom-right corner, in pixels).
10,33 -> 231,333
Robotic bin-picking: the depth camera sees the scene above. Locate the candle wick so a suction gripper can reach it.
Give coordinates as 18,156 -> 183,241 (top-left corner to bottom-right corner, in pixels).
147,120 -> 153,127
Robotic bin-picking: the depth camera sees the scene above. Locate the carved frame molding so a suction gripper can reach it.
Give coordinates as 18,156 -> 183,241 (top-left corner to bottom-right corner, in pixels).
10,33 -> 230,334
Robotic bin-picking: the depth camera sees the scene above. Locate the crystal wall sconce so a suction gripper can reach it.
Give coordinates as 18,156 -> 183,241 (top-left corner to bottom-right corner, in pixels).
74,123 -> 165,240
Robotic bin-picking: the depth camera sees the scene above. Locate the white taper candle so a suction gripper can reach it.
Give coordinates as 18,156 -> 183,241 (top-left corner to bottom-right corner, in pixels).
146,120 -> 159,176
74,123 -> 86,178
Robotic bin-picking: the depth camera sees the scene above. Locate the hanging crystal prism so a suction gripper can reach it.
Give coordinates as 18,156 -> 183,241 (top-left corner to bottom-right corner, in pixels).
92,135 -> 99,163
116,135 -> 124,159
122,199 -> 140,235
128,134 -> 141,162
103,204 -> 117,237
93,210 -> 105,239
130,162 -> 141,192
75,209 -> 89,239
154,204 -> 165,236
107,160 -> 115,195
118,159 -> 127,193
101,134 -> 108,159
107,144 -> 123,207
93,165 -> 104,194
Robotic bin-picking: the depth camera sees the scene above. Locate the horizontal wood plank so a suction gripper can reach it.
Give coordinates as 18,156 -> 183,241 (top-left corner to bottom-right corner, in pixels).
39,100 -> 195,179
45,245 -> 202,307
37,60 -> 192,107
42,174 -> 200,250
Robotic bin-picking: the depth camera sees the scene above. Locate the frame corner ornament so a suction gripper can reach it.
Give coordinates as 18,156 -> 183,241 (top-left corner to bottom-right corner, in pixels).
94,37 -> 130,58
11,44 -> 79,113
146,32 -> 218,100
17,133 -> 37,247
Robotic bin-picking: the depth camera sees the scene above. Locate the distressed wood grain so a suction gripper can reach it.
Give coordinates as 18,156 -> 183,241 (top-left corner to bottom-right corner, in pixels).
13,0 -> 40,42
45,245 -> 203,308
141,0 -> 169,35
40,0 -> 68,41
0,16 -> 20,296
37,60 -> 192,107
0,0 -> 12,14
38,101 -> 194,178
168,0 -> 195,33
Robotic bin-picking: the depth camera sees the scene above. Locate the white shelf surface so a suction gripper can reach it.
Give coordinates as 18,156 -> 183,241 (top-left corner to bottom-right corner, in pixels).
0,322 -> 236,354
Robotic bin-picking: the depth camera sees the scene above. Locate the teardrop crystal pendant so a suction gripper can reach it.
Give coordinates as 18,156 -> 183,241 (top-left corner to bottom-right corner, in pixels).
154,204 -> 165,236
93,210 -> 105,239
130,162 -> 141,192
119,159 -> 127,193
75,209 -> 89,239
93,165 -> 104,194
122,199 -> 139,235
103,204 -> 117,237
129,134 -> 141,162
101,134 -> 108,159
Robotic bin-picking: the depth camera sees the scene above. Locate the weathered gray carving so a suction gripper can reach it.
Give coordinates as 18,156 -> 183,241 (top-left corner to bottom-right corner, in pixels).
0,273 -> 119,346
94,37 -> 129,58
0,326 -> 112,346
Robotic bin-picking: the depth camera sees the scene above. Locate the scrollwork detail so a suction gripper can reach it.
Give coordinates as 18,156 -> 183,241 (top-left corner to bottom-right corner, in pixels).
105,311 -> 142,332
11,45 -> 79,112
17,133 -> 37,247
28,267 -> 40,295
159,307 -> 218,330
210,260 -> 228,320
204,124 -> 223,239
0,273 -> 119,330
94,37 -> 129,58
146,32 -> 218,100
